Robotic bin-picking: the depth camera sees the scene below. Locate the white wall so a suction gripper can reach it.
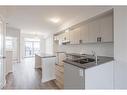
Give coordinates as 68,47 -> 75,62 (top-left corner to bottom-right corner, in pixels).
6,27 -> 20,62
6,27 -> 20,37
114,7 -> 127,62
114,7 -> 127,89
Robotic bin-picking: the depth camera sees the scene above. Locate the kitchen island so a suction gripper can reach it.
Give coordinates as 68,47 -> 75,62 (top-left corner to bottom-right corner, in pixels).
35,53 -> 56,83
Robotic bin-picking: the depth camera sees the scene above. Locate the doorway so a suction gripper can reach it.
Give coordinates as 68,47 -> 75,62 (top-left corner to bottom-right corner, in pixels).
6,37 -> 18,63
24,38 -> 40,57
0,19 -> 5,89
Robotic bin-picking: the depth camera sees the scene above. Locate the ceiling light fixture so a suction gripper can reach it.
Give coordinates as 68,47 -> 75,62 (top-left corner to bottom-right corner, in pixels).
50,17 -> 60,23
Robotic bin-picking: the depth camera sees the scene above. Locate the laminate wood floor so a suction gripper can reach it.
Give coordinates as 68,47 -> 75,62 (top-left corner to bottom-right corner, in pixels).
3,58 -> 59,89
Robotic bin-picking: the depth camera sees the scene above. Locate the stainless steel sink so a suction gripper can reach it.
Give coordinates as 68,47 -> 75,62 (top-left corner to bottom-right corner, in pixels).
73,58 -> 95,64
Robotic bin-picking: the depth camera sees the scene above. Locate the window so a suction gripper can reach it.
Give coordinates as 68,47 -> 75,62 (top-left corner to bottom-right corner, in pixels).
24,38 -> 40,57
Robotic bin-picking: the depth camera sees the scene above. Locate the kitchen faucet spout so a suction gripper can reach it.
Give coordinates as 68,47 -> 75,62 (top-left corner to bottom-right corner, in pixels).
92,50 -> 98,65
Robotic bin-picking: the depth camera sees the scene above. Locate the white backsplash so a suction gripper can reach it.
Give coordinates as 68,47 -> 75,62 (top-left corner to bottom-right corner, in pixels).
57,43 -> 114,57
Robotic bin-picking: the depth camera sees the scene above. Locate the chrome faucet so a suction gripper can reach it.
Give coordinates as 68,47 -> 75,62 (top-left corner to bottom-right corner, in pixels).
91,50 -> 98,65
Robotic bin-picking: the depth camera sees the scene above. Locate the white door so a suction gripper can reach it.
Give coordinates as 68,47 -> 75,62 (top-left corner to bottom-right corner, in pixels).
0,18 -> 5,89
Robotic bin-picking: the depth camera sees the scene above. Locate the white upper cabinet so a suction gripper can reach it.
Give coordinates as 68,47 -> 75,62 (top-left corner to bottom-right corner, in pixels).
65,30 -> 70,42
88,19 -> 100,43
70,27 -> 80,44
63,30 -> 70,43
83,13 -> 113,43
54,30 -> 70,45
58,33 -> 63,45
69,29 -> 75,44
80,24 -> 89,43
54,12 -> 113,45
100,14 -> 113,42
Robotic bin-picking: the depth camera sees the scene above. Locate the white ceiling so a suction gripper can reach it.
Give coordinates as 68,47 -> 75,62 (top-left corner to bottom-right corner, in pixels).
0,6 -> 113,36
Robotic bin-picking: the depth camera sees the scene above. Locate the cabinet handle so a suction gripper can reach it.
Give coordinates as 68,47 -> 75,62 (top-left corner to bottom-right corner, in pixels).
79,40 -> 82,44
97,37 -> 101,42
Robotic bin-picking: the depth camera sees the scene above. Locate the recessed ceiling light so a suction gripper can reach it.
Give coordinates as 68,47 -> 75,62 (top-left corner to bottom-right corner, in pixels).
50,17 -> 60,23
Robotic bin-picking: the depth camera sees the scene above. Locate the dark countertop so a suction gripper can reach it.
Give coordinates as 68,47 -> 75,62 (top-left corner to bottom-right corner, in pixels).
63,55 -> 114,69
56,51 -> 66,53
35,53 -> 56,58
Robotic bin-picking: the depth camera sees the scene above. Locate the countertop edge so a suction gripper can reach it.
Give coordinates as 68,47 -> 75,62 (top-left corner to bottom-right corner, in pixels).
35,54 -> 56,58
63,58 -> 114,69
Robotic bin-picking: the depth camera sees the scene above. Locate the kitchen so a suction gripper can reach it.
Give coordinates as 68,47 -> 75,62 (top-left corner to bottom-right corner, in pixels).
53,9 -> 114,89
0,6 -> 127,90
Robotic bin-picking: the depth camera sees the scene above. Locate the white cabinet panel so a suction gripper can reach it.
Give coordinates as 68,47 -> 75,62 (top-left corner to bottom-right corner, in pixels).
69,29 -> 75,44
58,34 -> 63,45
114,60 -> 127,89
42,57 -> 56,83
88,19 -> 100,43
70,28 -> 80,44
85,61 -> 114,89
64,63 -> 85,89
100,14 -> 113,42
80,24 -> 89,43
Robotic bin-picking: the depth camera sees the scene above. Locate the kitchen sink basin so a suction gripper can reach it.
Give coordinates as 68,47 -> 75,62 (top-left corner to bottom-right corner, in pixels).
73,58 -> 95,64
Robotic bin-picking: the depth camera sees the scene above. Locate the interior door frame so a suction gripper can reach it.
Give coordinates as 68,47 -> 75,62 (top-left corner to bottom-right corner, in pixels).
0,15 -> 6,89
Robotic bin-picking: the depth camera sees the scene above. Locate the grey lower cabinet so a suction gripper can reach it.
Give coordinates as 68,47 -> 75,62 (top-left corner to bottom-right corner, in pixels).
64,63 -> 85,89
64,61 -> 114,89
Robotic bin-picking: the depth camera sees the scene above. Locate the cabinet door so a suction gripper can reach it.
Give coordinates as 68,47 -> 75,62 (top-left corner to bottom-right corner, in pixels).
64,63 -> 85,89
114,61 -> 127,89
100,14 -> 113,42
58,34 -> 63,45
74,28 -> 80,44
65,31 -> 70,42
80,24 -> 89,43
85,61 -> 114,89
69,29 -> 75,44
0,19 -> 5,89
61,32 -> 66,42
88,19 -> 100,43
70,28 -> 80,44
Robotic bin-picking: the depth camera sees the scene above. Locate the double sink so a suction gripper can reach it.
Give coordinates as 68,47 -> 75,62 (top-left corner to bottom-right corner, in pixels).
73,58 -> 96,64
66,53 -> 97,64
